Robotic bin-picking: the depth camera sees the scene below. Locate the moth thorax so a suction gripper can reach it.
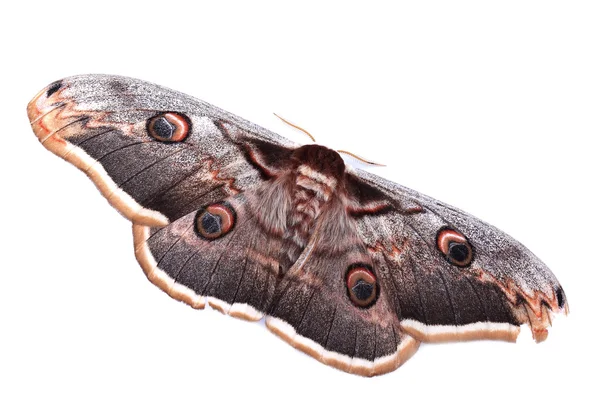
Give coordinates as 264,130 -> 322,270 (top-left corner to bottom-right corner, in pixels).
288,155 -> 341,247
292,145 -> 344,202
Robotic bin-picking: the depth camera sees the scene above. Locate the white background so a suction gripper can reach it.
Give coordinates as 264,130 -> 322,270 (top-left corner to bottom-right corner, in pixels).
1,1 -> 598,399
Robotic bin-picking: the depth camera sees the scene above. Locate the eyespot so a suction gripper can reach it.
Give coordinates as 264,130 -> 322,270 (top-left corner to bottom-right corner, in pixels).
345,263 -> 379,308
194,203 -> 236,240
147,112 -> 190,142
437,228 -> 473,267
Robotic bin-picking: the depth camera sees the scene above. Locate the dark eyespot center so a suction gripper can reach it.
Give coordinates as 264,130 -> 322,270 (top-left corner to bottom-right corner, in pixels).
152,116 -> 176,140
448,242 -> 469,262
201,212 -> 222,235
345,264 -> 379,308
352,279 -> 374,301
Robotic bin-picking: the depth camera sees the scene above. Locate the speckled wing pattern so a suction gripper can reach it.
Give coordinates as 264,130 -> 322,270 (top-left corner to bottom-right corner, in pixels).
345,169 -> 566,344
28,75 -> 567,377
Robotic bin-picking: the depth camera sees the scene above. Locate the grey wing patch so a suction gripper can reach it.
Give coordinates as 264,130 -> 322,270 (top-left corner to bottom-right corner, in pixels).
346,167 -> 567,343
28,74 -> 298,226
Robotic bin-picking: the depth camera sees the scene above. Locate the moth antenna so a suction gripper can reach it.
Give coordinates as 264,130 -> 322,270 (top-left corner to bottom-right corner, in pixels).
273,113 -> 316,142
337,150 -> 386,166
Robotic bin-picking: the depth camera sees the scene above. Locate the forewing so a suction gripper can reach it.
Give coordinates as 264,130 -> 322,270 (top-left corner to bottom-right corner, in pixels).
345,168 -> 567,343
28,75 -> 296,226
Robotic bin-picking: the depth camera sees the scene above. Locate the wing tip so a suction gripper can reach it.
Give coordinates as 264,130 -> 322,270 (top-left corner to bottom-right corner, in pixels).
28,81 -> 170,228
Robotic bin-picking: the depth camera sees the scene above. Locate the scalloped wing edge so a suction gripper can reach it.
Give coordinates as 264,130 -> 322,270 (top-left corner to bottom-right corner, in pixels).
266,317 -> 420,377
133,224 -> 420,376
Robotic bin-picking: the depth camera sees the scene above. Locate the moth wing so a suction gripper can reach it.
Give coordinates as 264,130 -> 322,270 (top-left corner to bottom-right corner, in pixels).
265,197 -> 420,377
132,185 -> 294,320
345,168 -> 568,343
28,75 -> 296,226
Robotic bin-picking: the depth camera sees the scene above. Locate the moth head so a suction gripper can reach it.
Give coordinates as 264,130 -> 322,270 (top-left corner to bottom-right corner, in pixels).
292,145 -> 346,181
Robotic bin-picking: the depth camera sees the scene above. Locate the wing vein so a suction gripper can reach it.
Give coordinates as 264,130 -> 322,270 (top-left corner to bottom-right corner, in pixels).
324,305 -> 338,349
438,269 -> 458,325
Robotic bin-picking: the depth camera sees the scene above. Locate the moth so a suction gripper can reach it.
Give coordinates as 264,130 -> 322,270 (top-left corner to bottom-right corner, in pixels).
28,75 -> 567,376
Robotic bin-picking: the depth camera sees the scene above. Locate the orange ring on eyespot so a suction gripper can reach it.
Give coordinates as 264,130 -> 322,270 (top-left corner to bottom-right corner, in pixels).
345,264 -> 379,308
436,228 -> 473,267
195,203 -> 236,240
147,112 -> 191,142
